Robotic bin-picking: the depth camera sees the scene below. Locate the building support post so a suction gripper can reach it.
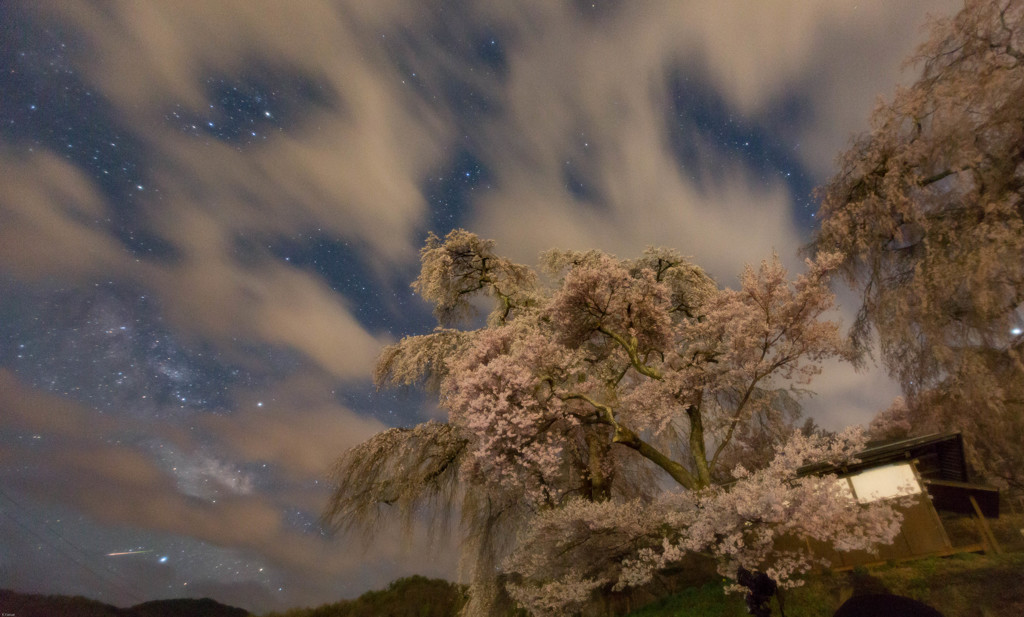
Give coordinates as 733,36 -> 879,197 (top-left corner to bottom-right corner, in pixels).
969,495 -> 1001,555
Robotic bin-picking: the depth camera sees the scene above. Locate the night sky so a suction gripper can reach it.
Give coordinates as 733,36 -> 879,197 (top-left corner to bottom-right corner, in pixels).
0,1 -> 957,613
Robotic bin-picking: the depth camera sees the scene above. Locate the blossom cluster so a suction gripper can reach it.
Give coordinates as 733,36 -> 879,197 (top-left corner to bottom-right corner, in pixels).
505,430 -> 908,615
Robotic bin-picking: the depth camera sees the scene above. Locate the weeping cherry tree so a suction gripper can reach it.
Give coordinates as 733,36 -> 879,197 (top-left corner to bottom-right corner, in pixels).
324,230 -> 904,616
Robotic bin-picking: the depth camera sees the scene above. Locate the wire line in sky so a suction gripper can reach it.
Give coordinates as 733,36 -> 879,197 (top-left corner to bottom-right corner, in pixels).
0,488 -> 146,604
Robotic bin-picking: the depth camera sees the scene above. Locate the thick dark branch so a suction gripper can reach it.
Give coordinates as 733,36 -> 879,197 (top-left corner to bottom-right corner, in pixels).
686,396 -> 712,488
919,168 -> 956,186
560,392 -> 695,489
560,392 -> 616,423
597,325 -> 663,379
611,423 -> 697,490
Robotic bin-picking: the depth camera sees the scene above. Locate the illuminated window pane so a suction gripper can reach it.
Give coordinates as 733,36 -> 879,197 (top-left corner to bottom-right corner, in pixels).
849,462 -> 921,503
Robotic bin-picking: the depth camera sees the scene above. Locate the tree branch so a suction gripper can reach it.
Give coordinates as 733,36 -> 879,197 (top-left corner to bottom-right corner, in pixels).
597,325 -> 663,379
560,392 -> 696,490
611,423 -> 697,490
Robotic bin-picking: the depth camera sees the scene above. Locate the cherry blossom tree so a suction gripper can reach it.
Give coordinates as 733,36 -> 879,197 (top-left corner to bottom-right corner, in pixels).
811,0 -> 1024,491
324,230 -> 903,616
867,396 -> 913,443
504,428 -> 906,616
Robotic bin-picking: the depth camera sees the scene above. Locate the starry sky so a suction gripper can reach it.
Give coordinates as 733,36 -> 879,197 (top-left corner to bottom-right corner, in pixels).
0,1 -> 959,613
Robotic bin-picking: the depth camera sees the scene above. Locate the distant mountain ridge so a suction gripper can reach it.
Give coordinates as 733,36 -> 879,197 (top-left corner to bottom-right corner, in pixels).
1,576 -> 466,617
0,589 -> 250,617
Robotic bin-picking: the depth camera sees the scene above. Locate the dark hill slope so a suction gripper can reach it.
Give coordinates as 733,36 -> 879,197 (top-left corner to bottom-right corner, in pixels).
0,589 -> 249,617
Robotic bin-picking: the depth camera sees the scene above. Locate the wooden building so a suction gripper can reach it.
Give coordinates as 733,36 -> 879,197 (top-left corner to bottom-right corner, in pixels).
800,432 -> 1001,569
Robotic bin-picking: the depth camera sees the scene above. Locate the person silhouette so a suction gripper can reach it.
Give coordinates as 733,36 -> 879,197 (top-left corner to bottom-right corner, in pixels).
736,567 -> 783,617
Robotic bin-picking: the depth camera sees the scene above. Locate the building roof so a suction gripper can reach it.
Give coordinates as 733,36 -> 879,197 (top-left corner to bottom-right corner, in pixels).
856,432 -> 969,482
799,431 -> 1000,517
800,432 -> 968,481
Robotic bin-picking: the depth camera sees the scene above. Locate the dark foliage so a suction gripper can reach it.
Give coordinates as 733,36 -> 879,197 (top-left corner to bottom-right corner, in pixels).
264,576 -> 466,617
133,597 -> 249,617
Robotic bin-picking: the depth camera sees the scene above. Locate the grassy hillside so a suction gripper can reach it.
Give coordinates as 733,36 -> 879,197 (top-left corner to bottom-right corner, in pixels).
263,576 -> 464,617
624,552 -> 1024,617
